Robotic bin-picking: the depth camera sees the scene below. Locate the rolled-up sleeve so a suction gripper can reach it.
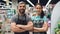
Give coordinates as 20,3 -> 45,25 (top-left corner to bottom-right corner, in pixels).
11,16 -> 17,23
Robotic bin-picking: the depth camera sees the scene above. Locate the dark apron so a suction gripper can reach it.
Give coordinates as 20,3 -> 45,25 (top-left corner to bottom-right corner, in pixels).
14,14 -> 29,34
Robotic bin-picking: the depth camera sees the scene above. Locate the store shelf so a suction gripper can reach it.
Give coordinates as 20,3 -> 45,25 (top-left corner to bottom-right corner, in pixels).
0,8 -> 10,10
0,8 -> 16,34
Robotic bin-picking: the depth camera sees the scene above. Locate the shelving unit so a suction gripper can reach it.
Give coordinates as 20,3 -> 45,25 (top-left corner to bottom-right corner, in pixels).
0,8 -> 16,34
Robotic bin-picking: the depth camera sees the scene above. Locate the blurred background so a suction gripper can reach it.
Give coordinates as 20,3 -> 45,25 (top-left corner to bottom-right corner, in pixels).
0,0 -> 60,34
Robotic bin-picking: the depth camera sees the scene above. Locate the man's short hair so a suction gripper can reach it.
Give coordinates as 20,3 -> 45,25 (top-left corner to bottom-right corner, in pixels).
18,1 -> 26,6
17,1 -> 26,8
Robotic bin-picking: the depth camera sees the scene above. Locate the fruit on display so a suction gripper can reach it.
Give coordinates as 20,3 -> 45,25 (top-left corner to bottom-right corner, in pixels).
58,20 -> 60,29
54,28 -> 60,34
54,20 -> 60,34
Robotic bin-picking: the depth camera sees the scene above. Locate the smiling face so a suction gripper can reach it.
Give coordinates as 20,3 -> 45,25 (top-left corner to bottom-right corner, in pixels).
35,4 -> 43,15
17,2 -> 26,14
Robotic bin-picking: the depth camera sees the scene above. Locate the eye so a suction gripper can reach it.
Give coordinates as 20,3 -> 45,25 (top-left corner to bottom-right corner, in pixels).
36,8 -> 39,9
23,6 -> 25,7
20,6 -> 25,8
36,7 -> 41,9
20,6 -> 22,7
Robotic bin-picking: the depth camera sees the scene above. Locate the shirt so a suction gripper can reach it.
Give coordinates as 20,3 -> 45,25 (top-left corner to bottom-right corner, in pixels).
31,15 -> 47,34
11,14 -> 31,34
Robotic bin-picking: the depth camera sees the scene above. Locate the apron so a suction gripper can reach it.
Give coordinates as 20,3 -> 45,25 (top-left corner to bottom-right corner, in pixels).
14,14 -> 29,34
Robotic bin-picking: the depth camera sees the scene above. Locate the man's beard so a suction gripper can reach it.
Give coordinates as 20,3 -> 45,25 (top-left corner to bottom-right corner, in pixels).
19,9 -> 25,14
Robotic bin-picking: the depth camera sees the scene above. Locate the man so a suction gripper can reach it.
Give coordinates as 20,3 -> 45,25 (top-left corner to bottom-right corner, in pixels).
11,1 -> 33,34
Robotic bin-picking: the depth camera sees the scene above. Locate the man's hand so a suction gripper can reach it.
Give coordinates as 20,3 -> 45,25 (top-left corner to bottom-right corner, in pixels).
16,21 -> 33,31
16,25 -> 26,30
11,23 -> 26,32
11,26 -> 25,32
16,25 -> 31,30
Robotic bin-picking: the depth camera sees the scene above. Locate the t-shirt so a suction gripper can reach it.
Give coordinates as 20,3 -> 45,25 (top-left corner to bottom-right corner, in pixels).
11,14 -> 31,34
31,15 -> 47,34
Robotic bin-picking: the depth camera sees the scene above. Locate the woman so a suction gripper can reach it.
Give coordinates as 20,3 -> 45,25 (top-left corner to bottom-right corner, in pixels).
31,3 -> 48,34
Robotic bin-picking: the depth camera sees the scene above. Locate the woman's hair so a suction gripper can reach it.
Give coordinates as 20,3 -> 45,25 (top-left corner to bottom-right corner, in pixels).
35,3 -> 45,18
35,3 -> 42,8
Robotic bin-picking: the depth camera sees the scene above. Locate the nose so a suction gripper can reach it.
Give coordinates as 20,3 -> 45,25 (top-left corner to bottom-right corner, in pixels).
21,6 -> 24,9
